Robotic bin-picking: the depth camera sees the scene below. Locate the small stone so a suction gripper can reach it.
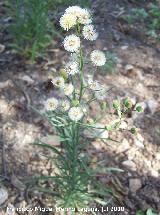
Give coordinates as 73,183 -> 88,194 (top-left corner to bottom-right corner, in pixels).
0,187 -> 8,205
150,170 -> 159,178
42,169 -> 48,175
119,121 -> 128,129
125,64 -> 134,71
122,160 -> 136,170
146,100 -> 158,114
18,75 -> 34,85
155,153 -> 160,161
121,45 -> 128,50
137,133 -> 144,142
129,178 -> 142,193
134,140 -> 144,148
121,139 -> 130,150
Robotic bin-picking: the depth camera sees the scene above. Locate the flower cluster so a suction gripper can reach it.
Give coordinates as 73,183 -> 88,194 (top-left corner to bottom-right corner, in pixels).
44,6 -> 107,123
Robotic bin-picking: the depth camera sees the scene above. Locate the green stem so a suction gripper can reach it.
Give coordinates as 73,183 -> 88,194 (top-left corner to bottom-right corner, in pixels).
76,22 -> 85,102
79,46 -> 84,102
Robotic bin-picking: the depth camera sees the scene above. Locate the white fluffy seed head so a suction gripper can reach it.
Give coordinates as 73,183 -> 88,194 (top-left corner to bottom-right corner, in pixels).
45,98 -> 58,111
65,6 -> 92,25
68,107 -> 83,121
65,6 -> 82,17
78,8 -> 92,25
60,13 -> 77,31
61,100 -> 70,111
63,83 -> 74,96
90,50 -> 106,66
63,34 -> 80,52
51,77 -> 65,88
65,61 -> 79,75
87,77 -> 101,91
82,25 -> 98,41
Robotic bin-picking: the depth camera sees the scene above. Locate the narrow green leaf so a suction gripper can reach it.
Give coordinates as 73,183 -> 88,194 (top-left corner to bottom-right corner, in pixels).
34,141 -> 61,156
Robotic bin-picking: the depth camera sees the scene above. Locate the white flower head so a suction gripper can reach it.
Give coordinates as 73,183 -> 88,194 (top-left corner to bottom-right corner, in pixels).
60,13 -> 76,31
51,77 -> 65,88
78,8 -> 92,25
90,50 -> 106,66
87,77 -> 101,91
65,61 -> 79,75
95,87 -> 107,100
63,34 -> 80,52
68,107 -> 83,121
82,25 -> 98,41
45,98 -> 58,111
63,83 -> 74,96
65,6 -> 82,17
61,100 -> 70,111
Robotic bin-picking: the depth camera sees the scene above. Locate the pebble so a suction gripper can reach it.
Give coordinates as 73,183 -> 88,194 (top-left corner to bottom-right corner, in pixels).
125,64 -> 134,71
129,178 -> 142,193
121,45 -> 129,50
18,75 -> 34,85
121,138 -> 130,150
122,160 -> 136,170
0,187 -> 8,205
146,99 -> 158,114
155,153 -> 160,161
134,139 -> 144,148
150,169 -> 159,178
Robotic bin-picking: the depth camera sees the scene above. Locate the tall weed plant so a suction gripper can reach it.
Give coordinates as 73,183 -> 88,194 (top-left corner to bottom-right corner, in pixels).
7,0 -> 52,60
34,5 -> 143,213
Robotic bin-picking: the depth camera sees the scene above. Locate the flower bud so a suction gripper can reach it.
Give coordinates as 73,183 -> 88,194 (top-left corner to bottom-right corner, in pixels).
130,127 -> 137,134
106,125 -> 113,131
113,100 -> 120,109
72,100 -> 79,106
136,106 -> 144,112
59,69 -> 68,81
123,98 -> 133,109
100,102 -> 108,111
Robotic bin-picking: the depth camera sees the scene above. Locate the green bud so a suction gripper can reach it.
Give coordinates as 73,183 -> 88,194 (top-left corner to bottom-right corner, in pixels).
130,127 -> 137,134
59,69 -> 68,81
123,98 -> 132,109
106,125 -> 113,131
136,106 -> 144,113
72,100 -> 79,106
113,100 -> 120,109
100,102 -> 108,111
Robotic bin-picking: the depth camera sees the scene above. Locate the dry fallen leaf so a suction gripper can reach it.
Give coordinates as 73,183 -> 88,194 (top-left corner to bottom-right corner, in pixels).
0,44 -> 5,53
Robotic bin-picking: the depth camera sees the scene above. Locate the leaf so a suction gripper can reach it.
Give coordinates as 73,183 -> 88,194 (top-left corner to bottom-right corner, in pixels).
147,208 -> 158,215
136,210 -> 145,215
102,167 -> 124,173
33,186 -> 60,196
34,141 -> 62,157
94,198 -> 110,206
